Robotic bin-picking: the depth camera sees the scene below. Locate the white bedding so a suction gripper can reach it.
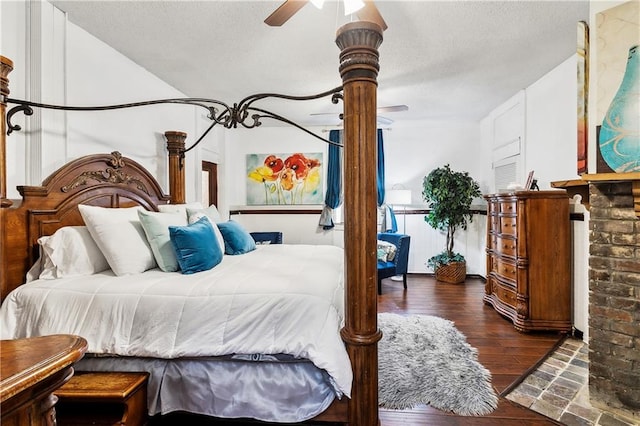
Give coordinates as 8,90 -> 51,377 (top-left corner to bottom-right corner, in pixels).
0,244 -> 351,397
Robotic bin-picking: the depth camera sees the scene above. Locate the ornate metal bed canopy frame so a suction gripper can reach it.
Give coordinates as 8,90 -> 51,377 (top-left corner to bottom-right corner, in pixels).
0,20 -> 383,425
5,87 -> 345,148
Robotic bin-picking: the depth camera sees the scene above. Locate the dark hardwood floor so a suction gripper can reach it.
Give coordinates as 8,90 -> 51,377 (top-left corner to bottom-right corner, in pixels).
150,275 -> 564,425
377,274 -> 564,425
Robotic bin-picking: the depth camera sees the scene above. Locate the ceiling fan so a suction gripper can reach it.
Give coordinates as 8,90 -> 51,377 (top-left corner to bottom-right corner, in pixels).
310,104 -> 408,125
264,0 -> 388,31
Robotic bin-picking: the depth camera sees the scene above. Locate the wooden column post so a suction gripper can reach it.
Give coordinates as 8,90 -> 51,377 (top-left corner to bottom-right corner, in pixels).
1,56 -> 13,208
165,130 -> 186,204
1,56 -> 14,301
336,21 -> 383,425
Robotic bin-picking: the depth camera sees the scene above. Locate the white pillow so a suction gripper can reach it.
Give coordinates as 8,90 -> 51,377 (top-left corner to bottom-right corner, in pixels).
157,202 -> 204,220
138,210 -> 187,272
186,204 -> 222,223
78,205 -> 156,276
377,240 -> 397,262
186,207 -> 225,250
26,226 -> 109,281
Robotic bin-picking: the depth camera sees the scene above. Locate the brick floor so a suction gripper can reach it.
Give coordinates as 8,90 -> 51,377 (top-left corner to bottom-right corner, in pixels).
505,338 -> 638,426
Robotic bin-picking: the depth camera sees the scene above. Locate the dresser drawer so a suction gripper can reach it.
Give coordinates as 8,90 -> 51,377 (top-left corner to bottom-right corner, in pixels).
500,216 -> 517,235
496,257 -> 517,282
499,201 -> 516,214
495,236 -> 516,258
492,281 -> 517,307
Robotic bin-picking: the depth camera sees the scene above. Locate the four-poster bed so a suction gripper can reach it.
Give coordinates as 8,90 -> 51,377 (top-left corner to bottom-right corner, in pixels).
0,20 -> 383,425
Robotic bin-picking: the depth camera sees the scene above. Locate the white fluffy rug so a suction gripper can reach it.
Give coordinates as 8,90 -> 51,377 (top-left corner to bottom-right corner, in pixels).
378,313 -> 498,416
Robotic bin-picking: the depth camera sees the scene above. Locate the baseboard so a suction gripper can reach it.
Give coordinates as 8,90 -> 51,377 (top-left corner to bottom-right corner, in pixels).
408,272 -> 487,282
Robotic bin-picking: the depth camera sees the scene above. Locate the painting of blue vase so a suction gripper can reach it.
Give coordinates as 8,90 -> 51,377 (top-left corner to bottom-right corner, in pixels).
598,45 -> 640,173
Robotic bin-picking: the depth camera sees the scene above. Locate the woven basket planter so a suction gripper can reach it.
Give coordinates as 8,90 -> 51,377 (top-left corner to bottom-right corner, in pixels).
435,261 -> 466,284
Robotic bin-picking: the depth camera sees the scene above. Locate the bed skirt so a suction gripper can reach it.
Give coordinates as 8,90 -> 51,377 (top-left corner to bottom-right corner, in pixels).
75,354 -> 339,422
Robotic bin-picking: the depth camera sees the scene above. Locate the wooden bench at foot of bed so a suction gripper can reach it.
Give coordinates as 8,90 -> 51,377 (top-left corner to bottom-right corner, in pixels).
54,372 -> 148,426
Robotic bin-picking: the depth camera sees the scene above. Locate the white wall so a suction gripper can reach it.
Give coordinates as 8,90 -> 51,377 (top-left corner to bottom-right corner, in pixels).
1,1 -> 219,202
382,120 -> 486,275
380,121 -> 484,197
402,211 -> 486,276
525,56 -> 580,188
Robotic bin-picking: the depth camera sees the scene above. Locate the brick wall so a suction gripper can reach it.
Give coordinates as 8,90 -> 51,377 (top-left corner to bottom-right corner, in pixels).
588,181 -> 639,420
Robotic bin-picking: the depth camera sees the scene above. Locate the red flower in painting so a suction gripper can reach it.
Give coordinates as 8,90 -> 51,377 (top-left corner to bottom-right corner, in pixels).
284,154 -> 307,179
285,153 -> 321,180
304,156 -> 321,170
264,155 -> 284,174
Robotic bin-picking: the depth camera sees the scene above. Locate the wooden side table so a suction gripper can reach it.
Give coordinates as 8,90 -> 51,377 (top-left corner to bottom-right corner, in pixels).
54,372 -> 148,426
0,334 -> 88,426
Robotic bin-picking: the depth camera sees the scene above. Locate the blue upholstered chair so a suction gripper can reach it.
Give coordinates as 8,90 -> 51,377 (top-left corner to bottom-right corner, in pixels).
250,231 -> 283,245
377,232 -> 411,295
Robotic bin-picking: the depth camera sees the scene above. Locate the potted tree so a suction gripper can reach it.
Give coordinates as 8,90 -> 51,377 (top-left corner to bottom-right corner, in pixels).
422,164 -> 481,283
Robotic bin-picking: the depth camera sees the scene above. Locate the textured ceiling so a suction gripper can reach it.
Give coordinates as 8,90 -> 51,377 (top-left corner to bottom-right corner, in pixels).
49,0 -> 590,126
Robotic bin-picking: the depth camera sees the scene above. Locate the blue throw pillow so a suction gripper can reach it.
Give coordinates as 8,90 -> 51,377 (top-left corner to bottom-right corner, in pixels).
217,220 -> 256,255
169,217 -> 223,274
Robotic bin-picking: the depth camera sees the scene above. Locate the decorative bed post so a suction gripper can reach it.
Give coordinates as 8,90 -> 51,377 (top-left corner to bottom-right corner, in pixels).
1,56 -> 14,300
336,22 -> 383,425
165,130 -> 187,204
0,56 -> 12,209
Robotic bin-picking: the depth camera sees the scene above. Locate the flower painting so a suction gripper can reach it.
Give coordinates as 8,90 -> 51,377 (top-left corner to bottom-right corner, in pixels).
246,152 -> 323,205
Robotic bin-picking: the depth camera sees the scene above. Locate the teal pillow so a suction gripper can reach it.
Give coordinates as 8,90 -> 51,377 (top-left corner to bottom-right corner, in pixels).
186,206 -> 225,250
169,217 -> 223,274
217,220 -> 256,255
138,210 -> 187,272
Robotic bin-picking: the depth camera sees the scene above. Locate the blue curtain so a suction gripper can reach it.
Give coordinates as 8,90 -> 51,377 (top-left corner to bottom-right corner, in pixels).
377,128 -> 385,207
318,130 -> 342,230
377,128 -> 397,233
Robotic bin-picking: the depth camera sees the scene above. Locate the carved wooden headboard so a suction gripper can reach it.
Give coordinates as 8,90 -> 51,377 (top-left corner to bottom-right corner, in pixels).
1,151 -> 171,300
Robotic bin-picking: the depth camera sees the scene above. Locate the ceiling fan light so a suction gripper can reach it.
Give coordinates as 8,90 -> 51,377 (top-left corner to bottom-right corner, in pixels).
310,0 -> 325,9
343,0 -> 365,15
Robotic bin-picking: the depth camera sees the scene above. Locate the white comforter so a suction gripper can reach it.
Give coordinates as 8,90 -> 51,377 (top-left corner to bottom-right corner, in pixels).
0,244 -> 351,396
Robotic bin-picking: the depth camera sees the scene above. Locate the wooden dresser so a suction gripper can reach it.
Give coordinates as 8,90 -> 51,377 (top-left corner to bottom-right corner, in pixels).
484,190 -> 571,332
1,334 -> 88,426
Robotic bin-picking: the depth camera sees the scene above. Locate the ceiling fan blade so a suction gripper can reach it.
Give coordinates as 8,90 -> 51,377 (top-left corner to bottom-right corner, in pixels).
377,105 -> 408,113
311,105 -> 407,116
377,116 -> 394,125
264,0 -> 309,27
310,112 -> 338,116
356,0 -> 388,31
